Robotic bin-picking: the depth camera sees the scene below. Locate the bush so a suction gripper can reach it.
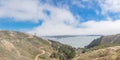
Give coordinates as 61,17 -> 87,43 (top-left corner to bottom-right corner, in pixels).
50,40 -> 76,60
58,45 -> 76,59
50,52 -> 59,58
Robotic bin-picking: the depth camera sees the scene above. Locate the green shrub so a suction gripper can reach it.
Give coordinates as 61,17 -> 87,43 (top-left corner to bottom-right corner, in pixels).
50,40 -> 76,60
50,52 -> 59,58
58,45 -> 76,59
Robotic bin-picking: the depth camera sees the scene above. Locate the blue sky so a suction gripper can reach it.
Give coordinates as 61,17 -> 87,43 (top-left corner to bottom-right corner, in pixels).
0,0 -> 120,36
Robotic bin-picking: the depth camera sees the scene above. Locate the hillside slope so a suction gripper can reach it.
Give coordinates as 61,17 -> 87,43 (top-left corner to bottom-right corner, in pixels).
74,46 -> 120,60
74,34 -> 120,60
86,34 -> 120,48
0,30 -> 76,60
0,30 -> 54,60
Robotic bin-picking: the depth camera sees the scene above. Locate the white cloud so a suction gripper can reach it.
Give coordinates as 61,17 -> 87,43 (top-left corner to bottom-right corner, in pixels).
29,4 -> 79,36
0,0 -> 80,36
31,20 -> 120,36
72,0 -> 85,8
0,0 -> 39,22
29,19 -> 120,36
29,0 -> 120,36
80,20 -> 120,35
0,0 -> 77,22
1,0 -> 120,36
99,0 -> 120,14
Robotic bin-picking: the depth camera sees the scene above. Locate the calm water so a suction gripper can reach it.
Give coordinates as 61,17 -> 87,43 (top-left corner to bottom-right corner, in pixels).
45,36 -> 100,48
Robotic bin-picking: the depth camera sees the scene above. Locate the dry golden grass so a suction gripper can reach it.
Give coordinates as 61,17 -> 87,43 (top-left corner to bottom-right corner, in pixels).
74,46 -> 120,60
0,30 -> 56,60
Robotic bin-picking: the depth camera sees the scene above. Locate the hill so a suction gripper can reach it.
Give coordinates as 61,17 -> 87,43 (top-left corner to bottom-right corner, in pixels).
74,46 -> 120,60
0,30 -> 76,60
86,34 -> 120,48
44,35 -> 101,39
74,34 -> 120,60
0,30 -> 55,60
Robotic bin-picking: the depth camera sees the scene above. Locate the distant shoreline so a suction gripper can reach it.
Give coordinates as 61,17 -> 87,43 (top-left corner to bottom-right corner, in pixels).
43,35 -> 102,39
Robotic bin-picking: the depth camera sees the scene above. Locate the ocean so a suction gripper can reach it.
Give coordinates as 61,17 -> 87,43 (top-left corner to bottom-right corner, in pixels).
45,36 -> 100,48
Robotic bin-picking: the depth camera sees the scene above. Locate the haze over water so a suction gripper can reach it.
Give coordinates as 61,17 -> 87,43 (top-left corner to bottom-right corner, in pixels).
46,36 -> 100,48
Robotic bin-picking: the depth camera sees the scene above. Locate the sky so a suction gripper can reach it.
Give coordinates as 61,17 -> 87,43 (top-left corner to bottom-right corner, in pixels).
0,0 -> 120,36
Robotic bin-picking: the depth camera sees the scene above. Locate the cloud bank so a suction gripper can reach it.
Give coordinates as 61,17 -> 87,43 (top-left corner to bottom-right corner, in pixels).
0,0 -> 120,36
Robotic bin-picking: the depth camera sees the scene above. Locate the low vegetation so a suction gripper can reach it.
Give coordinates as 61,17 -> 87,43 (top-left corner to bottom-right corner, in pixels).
0,31 -> 54,60
74,34 -> 120,60
75,46 -> 120,60
50,40 -> 76,60
0,31 -> 77,60
2,30 -> 120,60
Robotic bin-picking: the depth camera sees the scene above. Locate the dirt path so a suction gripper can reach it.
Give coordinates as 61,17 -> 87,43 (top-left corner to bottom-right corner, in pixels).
46,40 -> 52,45
41,38 -> 52,45
34,47 -> 45,60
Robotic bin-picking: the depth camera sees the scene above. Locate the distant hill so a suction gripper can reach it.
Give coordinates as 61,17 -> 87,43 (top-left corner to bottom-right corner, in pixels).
44,35 -> 102,39
86,34 -> 120,48
74,34 -> 120,60
0,30 -> 76,60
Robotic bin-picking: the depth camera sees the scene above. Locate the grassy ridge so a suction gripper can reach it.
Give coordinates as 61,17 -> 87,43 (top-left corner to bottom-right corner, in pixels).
0,31 -> 54,60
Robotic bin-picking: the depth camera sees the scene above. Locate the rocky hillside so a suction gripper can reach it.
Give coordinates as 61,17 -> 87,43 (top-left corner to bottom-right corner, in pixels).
86,34 -> 120,48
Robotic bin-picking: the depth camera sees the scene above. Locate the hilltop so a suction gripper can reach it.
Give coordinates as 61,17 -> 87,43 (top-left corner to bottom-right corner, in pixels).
0,30 -> 76,60
0,30 -> 54,60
